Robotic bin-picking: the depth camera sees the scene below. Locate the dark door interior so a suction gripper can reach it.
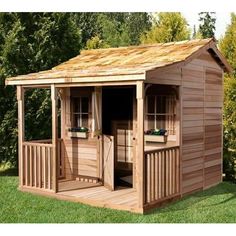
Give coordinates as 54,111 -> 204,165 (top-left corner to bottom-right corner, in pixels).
102,87 -> 134,188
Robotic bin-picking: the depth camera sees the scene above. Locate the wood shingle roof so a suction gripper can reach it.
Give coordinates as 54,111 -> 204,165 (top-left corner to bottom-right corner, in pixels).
5,38 -> 231,85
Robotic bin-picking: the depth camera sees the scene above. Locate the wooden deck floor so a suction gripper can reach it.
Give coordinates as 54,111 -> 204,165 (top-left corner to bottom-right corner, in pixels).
57,180 -> 140,213
19,180 -> 141,213
58,179 -> 101,192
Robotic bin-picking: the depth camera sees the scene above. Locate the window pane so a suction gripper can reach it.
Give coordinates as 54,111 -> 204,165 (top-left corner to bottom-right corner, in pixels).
74,98 -> 81,113
147,96 -> 155,113
81,114 -> 88,127
147,115 -> 155,130
156,96 -> 166,113
81,97 -> 89,113
74,114 -> 80,127
156,115 -> 165,130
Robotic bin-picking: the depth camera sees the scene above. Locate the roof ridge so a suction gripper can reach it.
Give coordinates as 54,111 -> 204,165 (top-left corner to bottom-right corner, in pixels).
80,38 -> 214,54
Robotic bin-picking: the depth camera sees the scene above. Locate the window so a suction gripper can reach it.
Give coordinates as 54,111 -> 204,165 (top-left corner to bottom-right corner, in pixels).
72,97 -> 89,128
146,95 -> 176,135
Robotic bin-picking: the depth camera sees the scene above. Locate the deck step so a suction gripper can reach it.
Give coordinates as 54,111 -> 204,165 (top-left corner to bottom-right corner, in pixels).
76,175 -> 99,184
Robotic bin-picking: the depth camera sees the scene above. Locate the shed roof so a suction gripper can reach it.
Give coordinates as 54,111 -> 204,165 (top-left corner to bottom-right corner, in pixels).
5,38 -> 232,86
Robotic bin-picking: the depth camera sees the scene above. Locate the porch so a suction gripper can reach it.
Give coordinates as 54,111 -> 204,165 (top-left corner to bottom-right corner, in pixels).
20,137 -> 180,213
17,78 -> 181,213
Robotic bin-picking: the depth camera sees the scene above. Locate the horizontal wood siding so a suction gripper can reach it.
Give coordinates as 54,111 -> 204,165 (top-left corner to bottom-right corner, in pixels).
182,63 -> 205,195
204,67 -> 223,188
146,67 -> 182,85
63,138 -> 99,179
60,87 -> 100,181
182,53 -> 223,195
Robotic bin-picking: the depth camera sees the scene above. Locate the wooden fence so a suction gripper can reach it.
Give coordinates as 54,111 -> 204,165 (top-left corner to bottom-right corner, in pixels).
144,146 -> 180,204
22,139 -> 64,191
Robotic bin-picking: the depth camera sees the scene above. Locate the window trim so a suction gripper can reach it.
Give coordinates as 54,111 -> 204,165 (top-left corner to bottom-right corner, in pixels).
145,94 -> 176,135
72,96 -> 90,128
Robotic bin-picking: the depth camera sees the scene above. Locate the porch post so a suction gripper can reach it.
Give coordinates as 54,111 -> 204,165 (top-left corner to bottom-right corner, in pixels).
51,84 -> 58,192
136,81 -> 144,208
17,86 -> 24,187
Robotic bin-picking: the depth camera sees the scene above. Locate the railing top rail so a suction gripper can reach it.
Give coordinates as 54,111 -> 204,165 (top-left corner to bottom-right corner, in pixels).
144,145 -> 179,155
29,139 -> 52,144
23,141 -> 53,148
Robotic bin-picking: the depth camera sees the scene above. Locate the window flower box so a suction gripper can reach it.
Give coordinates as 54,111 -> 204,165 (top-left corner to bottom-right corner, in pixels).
68,127 -> 89,139
144,129 -> 168,143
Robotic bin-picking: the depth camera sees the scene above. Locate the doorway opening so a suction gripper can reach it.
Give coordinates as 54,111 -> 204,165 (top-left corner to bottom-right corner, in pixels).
102,86 -> 135,189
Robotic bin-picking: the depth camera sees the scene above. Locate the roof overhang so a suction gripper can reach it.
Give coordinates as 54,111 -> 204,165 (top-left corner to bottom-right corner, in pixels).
5,73 -> 145,86
144,39 -> 233,74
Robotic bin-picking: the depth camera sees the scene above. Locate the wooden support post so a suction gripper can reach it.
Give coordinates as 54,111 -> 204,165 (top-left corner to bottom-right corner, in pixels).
136,81 -> 144,208
60,88 -> 66,139
51,84 -> 58,192
17,86 -> 25,187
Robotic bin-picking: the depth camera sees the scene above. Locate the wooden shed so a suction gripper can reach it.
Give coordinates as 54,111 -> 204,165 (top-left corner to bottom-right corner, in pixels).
5,38 -> 231,213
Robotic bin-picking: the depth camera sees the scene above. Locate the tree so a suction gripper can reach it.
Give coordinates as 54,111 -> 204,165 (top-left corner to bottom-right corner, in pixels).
74,13 -> 152,49
0,13 -> 82,165
219,13 -> 236,75
140,12 -> 191,44
122,13 -> 152,45
198,12 -> 216,39
0,12 -> 152,166
223,76 -> 236,181
86,36 -> 109,49
219,13 -> 236,180
96,13 -> 152,47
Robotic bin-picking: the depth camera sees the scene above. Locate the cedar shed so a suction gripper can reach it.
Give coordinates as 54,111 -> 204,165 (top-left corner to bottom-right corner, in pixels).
5,38 -> 231,213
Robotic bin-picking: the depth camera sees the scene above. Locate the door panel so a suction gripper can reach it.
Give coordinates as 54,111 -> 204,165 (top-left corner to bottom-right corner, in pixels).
103,135 -> 114,190
114,122 -> 133,164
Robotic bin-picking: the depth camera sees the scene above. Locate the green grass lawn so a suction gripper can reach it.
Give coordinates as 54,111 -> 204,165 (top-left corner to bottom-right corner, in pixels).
1,169 -> 236,223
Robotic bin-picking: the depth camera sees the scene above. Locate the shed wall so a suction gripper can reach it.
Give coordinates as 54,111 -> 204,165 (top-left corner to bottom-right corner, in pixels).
147,51 -> 224,197
182,52 -> 223,195
60,88 -> 100,180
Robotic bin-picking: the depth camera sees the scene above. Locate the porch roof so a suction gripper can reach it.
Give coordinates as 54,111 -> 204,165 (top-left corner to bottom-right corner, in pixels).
5,38 -> 232,86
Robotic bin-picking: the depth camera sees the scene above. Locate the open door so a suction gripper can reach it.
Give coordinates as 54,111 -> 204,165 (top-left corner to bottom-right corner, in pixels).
103,135 -> 114,190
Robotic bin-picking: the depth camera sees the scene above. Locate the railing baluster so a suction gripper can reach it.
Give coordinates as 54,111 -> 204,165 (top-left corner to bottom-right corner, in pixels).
169,149 -> 172,195
158,152 -> 161,200
34,146 -> 37,187
29,145 -> 33,187
147,154 -> 151,203
151,153 -> 154,202
22,141 -> 53,191
154,153 -> 158,201
176,148 -> 180,193
144,146 -> 180,205
24,145 -> 28,186
43,146 -> 46,189
48,147 -> 51,190
38,146 -> 42,188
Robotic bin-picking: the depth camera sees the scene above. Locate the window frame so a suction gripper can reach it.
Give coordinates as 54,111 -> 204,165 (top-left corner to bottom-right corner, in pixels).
145,94 -> 176,135
72,96 -> 90,129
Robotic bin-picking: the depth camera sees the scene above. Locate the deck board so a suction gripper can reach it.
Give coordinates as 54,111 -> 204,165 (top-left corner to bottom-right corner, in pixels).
57,180 -> 139,212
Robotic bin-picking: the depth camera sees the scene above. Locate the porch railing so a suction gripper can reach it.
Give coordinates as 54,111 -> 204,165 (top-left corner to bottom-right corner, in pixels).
21,139 -> 64,191
144,146 -> 180,205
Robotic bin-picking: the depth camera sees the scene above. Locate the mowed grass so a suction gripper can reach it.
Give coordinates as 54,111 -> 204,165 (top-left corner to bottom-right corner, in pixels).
1,169 -> 236,223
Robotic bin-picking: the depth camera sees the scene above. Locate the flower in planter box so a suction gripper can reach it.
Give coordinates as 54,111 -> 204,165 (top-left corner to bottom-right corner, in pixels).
144,128 -> 167,136
69,127 -> 89,132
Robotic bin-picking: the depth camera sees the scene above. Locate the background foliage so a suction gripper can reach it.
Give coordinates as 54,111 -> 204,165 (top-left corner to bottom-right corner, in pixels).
141,12 -> 190,44
219,13 -> 236,181
0,12 -> 151,166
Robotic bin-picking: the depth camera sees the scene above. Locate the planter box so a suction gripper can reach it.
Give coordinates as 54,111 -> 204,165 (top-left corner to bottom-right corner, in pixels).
145,134 -> 168,143
68,131 -> 88,139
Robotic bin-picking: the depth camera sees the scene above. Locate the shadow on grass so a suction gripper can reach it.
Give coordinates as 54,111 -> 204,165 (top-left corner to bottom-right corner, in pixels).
0,167 -> 18,176
148,182 -> 236,215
